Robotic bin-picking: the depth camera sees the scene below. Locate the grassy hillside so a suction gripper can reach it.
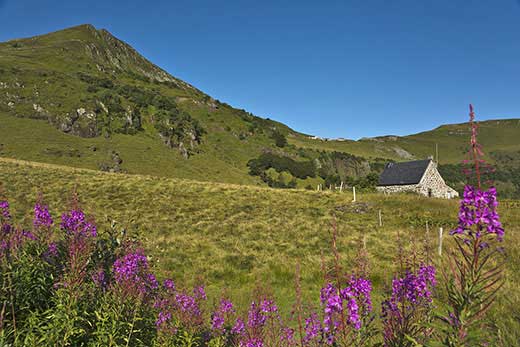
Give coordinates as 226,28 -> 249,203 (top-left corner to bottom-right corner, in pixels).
290,118 -> 520,164
0,24 -> 300,185
1,24 -> 520,196
0,109 -> 261,185
1,157 -> 519,344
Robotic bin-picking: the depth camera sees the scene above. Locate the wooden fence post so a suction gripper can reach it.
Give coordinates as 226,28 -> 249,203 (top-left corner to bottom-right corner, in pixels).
340,181 -> 344,192
378,209 -> 382,227
352,186 -> 356,202
438,227 -> 443,256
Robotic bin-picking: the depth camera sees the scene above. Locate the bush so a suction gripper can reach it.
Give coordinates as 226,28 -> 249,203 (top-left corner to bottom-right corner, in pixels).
247,153 -> 316,179
77,72 -> 114,89
154,110 -> 205,155
270,129 -> 287,147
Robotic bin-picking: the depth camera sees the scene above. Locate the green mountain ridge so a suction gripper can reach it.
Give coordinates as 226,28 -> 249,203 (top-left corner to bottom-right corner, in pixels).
1,24 -> 519,195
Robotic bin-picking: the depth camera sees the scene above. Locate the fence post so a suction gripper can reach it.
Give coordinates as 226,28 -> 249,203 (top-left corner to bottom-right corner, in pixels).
438,227 -> 443,256
378,209 -> 382,227
352,186 -> 356,202
340,181 -> 344,192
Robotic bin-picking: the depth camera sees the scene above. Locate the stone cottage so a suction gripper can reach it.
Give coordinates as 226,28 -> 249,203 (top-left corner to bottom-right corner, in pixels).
376,159 -> 459,199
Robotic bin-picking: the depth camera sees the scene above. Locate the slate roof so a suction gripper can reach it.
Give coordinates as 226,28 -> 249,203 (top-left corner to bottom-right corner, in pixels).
378,159 -> 432,186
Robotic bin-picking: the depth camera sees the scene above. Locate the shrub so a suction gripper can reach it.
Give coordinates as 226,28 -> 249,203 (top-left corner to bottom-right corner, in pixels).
154,110 -> 205,154
270,129 -> 287,148
247,153 -> 316,179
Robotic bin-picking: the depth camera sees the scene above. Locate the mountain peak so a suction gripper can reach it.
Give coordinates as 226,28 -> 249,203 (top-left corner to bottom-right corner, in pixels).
66,23 -> 98,33
2,24 -> 181,84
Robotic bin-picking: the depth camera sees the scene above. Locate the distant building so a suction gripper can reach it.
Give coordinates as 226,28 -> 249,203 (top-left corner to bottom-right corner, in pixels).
376,159 -> 459,199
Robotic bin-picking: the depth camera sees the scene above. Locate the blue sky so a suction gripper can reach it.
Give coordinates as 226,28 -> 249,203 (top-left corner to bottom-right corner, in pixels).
0,0 -> 519,139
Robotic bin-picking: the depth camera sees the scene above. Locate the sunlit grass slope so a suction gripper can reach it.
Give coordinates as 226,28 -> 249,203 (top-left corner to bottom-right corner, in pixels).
0,111 -> 262,185
290,118 -> 520,164
0,24 -> 296,185
0,157 -> 519,345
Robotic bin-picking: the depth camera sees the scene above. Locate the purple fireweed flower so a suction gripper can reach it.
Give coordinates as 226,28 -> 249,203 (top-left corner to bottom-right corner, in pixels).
381,265 -> 436,327
304,312 -> 322,343
92,269 -> 107,289
1,227 -> 37,258
154,283 -> 208,332
212,314 -> 225,332
1,223 -> 11,235
147,273 -> 158,288
42,242 -> 60,265
22,230 -> 37,241
231,318 -> 245,335
153,298 -> 168,309
320,283 -> 336,304
451,185 -> 504,241
281,327 -> 295,344
113,250 -> 158,297
163,279 -> 175,292
345,297 -> 360,330
156,310 -> 172,328
240,338 -> 264,347
320,285 -> 342,341
61,209 -> 97,237
175,292 -> 201,316
418,265 -> 436,288
0,240 -> 8,252
381,265 -> 437,346
247,301 -> 268,329
193,285 -> 207,300
47,242 -> 58,257
220,299 -> 234,313
33,203 -> 53,230
211,298 -> 235,332
348,276 -> 373,314
319,275 -> 372,343
260,299 -> 278,313
0,200 -> 10,220
236,299 -> 280,346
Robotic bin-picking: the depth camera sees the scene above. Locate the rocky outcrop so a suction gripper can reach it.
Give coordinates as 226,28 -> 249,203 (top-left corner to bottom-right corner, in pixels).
55,107 -> 98,138
98,150 -> 124,173
33,103 -> 48,117
76,24 -> 192,88
392,146 -> 415,159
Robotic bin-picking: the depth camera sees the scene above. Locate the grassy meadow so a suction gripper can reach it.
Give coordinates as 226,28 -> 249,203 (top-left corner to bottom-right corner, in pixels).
1,156 -> 519,345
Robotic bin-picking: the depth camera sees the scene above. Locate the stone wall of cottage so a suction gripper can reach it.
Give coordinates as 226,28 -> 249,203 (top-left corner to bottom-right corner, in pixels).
376,184 -> 420,195
377,161 -> 459,199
